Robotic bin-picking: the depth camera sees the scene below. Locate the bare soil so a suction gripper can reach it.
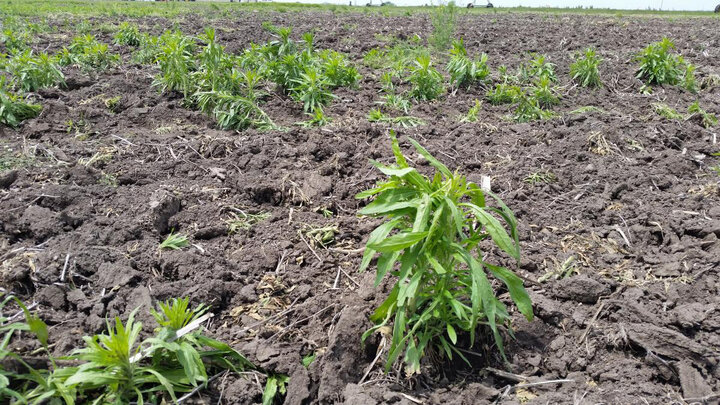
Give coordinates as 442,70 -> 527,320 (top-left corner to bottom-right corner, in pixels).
2,10 -> 720,405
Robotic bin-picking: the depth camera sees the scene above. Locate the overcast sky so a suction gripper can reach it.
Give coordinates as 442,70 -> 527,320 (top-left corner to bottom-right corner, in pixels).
291,0 -> 718,11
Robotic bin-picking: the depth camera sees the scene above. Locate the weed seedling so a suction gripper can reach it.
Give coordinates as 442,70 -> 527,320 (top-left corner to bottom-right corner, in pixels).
226,209 -> 271,233
486,83 -> 522,105
298,108 -> 331,127
159,231 -> 189,250
687,101 -> 718,128
114,22 -> 141,46
524,170 -> 557,185
358,132 -> 532,374
429,1 -> 457,51
408,56 -> 444,101
447,39 -> 490,89
4,50 -> 65,92
570,48 -> 602,87
377,93 -> 411,114
460,99 -> 482,123
636,37 -> 692,88
58,34 -> 120,72
653,103 -> 683,120
0,86 -> 42,128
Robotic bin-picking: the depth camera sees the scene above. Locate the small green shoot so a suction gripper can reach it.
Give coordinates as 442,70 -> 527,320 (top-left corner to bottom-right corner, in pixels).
159,231 -> 189,250
524,170 -> 557,185
459,99 -> 482,123
569,48 -> 602,87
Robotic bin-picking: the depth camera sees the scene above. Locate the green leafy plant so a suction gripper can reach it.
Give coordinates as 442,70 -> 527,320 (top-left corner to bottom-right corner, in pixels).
653,103 -> 683,120
262,374 -> 290,405
570,48 -> 602,87
114,22 -> 141,46
152,32 -> 195,97
486,83 -> 521,105
460,99 -> 482,123
378,93 -> 411,114
636,37 -> 692,87
319,50 -> 361,88
429,1 -> 457,51
524,170 -> 557,185
687,101 -> 717,128
682,63 -> 698,93
4,50 -> 65,92
1,28 -> 29,52
447,39 -> 490,89
197,91 -> 275,131
368,109 -> 425,128
525,54 -> 556,82
159,231 -> 189,250
0,87 -> 42,128
58,34 -> 120,72
299,108 -> 331,127
513,92 -> 553,123
407,56 -> 444,101
532,77 -> 560,108
357,132 -> 533,375
292,67 -> 334,113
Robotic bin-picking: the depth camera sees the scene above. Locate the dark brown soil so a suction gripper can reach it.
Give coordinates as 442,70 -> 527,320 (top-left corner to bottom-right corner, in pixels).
2,10 -> 720,405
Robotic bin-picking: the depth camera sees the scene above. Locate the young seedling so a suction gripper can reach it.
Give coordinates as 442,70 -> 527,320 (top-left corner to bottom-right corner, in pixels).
652,103 -> 683,120
0,86 -> 42,128
524,170 -> 557,185
291,67 -> 334,113
4,50 -> 65,92
459,99 -> 482,123
225,209 -> 271,233
298,108 -> 331,128
159,231 -> 189,250
525,54 -> 556,82
358,132 -> 533,375
114,22 -> 141,46
368,109 -> 425,128
687,101 -> 718,128
447,39 -> 490,90
408,55 -> 444,101
636,37 -> 693,89
429,1 -> 457,51
58,34 -> 120,72
513,92 -> 553,123
486,83 -> 521,105
532,77 -> 560,108
570,48 -> 602,87
377,93 -> 411,114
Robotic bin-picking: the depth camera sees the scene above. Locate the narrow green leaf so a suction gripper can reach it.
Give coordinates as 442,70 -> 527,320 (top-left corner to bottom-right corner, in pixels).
359,218 -> 401,272
463,204 -> 519,261
368,231 -> 428,253
484,262 -> 534,321
446,324 -> 457,344
370,285 -> 399,323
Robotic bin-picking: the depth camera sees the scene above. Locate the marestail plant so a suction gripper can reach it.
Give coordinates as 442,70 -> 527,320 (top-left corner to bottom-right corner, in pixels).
570,48 -> 602,87
408,55 -> 444,101
114,22 -> 141,47
636,37 -> 693,88
0,86 -> 42,128
447,39 -> 490,89
358,132 -> 533,375
5,50 -> 65,92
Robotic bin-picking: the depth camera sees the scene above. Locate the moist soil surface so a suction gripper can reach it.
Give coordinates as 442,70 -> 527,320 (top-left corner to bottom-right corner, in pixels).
2,9 -> 720,405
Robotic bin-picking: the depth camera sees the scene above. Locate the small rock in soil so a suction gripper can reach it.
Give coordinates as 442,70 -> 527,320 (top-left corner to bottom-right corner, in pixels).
0,170 -> 18,189
553,274 -> 610,304
676,361 -> 713,401
36,285 -> 67,310
96,262 -> 141,289
148,189 -> 181,234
